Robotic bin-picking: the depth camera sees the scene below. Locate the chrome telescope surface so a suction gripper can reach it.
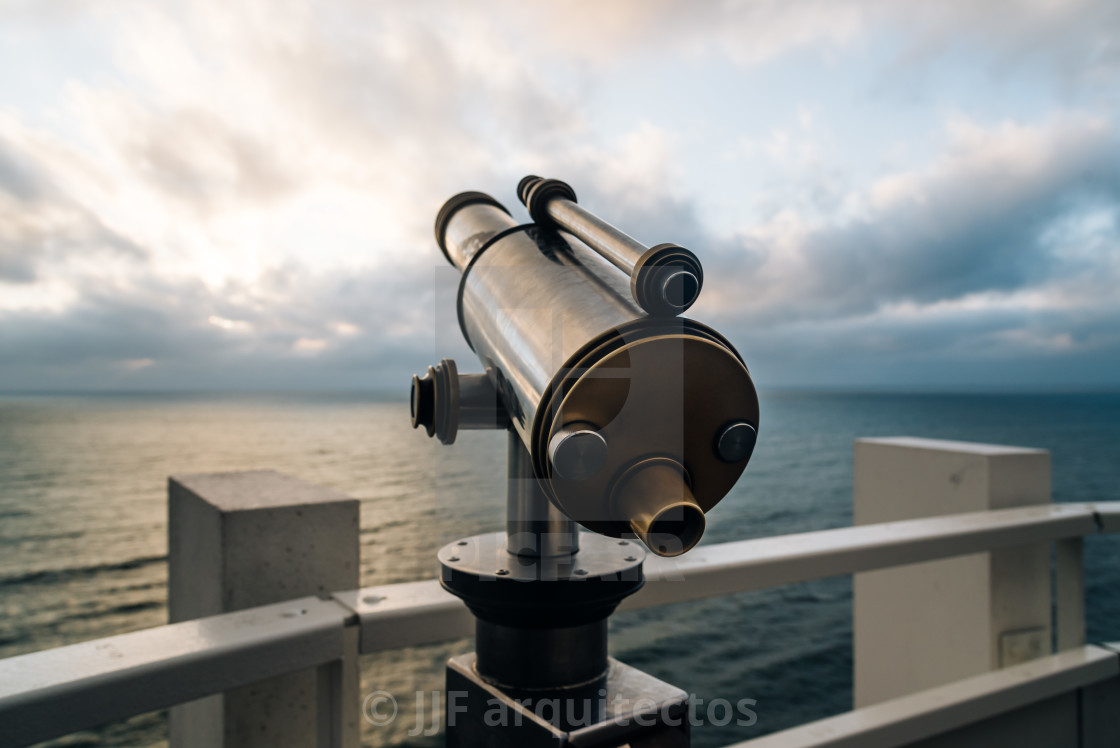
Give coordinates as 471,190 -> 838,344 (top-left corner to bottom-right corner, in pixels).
420,187 -> 759,557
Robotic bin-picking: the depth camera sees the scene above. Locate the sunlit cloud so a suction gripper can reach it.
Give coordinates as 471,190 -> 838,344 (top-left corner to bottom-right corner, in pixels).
207,315 -> 252,332
293,337 -> 328,353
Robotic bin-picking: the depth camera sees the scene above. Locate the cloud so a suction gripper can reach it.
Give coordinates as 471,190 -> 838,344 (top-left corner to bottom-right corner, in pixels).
5,111 -> 1115,390
0,258 -> 464,389
701,115 -> 1120,323
0,134 -> 44,203
94,101 -> 301,214
546,115 -> 1120,387
502,0 -> 1120,89
0,2 -> 1117,390
0,122 -> 146,284
734,296 -> 1120,389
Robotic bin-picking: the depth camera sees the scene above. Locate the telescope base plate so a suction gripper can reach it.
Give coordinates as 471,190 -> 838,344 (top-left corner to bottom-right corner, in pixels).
446,653 -> 690,748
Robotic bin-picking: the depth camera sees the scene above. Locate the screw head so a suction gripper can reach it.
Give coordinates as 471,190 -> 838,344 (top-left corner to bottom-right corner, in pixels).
624,556 -> 637,562
447,556 -> 460,563
495,569 -> 510,576
716,421 -> 758,463
362,595 -> 384,605
574,569 -> 588,576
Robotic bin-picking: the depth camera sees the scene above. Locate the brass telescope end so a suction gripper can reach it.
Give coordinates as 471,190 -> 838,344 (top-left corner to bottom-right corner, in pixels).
613,458 -> 706,557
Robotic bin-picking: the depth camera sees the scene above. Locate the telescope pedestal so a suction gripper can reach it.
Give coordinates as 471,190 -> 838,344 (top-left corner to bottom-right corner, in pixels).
434,434 -> 694,746
439,530 -> 689,747
446,653 -> 689,748
418,180 -> 758,747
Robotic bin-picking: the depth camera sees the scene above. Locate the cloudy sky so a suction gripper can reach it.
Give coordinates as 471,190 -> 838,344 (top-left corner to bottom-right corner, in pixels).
1,0 -> 1118,391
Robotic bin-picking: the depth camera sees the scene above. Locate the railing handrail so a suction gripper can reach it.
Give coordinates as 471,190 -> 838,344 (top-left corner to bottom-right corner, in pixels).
339,501 -> 1116,653
2,500 -> 1118,746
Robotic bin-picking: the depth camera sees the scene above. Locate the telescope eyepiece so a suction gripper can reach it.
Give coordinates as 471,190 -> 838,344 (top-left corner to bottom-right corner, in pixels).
645,502 -> 706,557
613,458 -> 706,557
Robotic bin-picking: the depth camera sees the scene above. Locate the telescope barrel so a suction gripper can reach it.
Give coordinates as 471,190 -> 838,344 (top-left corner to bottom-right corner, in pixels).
518,175 -> 704,317
427,189 -> 758,557
435,193 -> 642,449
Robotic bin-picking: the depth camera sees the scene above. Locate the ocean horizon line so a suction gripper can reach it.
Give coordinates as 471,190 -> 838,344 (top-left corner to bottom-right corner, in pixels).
1,386 -> 1119,399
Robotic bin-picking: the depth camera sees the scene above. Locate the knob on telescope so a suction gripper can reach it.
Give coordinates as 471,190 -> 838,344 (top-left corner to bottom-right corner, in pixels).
547,422 -> 608,481
411,358 -> 507,444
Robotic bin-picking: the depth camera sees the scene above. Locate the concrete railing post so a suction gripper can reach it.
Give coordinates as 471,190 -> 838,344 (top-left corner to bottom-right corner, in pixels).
168,470 -> 360,747
853,437 -> 1052,708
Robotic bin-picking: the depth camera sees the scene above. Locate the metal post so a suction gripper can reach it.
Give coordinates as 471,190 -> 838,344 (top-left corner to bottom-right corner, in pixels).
506,431 -> 578,559
168,470 -> 360,748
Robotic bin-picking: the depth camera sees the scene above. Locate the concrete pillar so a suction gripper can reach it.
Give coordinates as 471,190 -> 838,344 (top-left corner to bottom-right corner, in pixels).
168,470 -> 360,747
853,437 -> 1051,708
1054,538 -> 1086,651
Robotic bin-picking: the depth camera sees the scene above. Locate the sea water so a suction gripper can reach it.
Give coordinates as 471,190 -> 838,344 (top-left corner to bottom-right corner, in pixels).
1,391 -> 1118,747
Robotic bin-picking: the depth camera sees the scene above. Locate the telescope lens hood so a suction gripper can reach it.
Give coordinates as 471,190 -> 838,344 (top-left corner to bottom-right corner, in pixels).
434,191 -> 510,265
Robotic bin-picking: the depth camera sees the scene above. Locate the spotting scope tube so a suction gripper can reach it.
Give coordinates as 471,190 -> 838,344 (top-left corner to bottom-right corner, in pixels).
517,175 -> 704,317
429,188 -> 759,557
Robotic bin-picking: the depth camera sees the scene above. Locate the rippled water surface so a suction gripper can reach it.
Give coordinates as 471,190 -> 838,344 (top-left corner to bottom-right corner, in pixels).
2,391 -> 1118,747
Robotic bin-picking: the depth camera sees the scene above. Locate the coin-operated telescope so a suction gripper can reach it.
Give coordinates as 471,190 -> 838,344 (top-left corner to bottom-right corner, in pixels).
412,176 -> 759,747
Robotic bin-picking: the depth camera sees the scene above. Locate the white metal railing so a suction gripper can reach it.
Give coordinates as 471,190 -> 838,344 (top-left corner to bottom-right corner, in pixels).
335,502 -> 1112,653
1,500 -> 1118,746
0,597 -> 347,746
724,643 -> 1120,748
